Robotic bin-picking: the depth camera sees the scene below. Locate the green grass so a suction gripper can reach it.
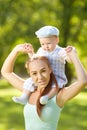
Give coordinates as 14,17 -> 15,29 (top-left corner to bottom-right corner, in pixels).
0,79 -> 87,130
58,92 -> 87,130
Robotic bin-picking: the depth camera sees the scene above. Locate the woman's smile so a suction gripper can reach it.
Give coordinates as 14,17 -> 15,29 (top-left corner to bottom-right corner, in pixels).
38,80 -> 47,86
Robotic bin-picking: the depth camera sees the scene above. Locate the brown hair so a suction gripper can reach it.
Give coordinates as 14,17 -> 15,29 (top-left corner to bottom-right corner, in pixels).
25,56 -> 58,117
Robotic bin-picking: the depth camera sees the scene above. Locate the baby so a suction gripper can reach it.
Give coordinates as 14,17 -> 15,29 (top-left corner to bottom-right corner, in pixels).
12,25 -> 71,105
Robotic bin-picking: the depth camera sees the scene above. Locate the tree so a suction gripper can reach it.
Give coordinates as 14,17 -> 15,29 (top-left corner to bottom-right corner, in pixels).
0,0 -> 87,80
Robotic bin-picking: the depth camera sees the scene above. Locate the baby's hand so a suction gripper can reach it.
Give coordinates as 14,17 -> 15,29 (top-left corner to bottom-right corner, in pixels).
65,46 -> 76,54
25,43 -> 35,58
58,47 -> 73,63
65,46 -> 77,61
14,43 -> 34,55
24,43 -> 34,54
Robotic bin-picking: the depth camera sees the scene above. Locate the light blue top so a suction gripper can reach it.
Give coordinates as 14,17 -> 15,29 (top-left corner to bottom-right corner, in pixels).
24,96 -> 62,130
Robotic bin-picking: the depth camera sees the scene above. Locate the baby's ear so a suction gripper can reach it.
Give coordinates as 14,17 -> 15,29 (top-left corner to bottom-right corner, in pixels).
56,37 -> 59,44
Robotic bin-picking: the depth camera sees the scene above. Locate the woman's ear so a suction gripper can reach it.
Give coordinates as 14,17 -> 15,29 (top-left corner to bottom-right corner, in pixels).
49,68 -> 52,74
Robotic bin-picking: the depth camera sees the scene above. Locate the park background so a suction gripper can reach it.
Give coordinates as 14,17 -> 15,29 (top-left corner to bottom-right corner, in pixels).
0,0 -> 87,130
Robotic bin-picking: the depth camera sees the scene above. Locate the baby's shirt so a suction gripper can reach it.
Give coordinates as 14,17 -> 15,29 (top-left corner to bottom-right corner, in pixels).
36,45 -> 68,88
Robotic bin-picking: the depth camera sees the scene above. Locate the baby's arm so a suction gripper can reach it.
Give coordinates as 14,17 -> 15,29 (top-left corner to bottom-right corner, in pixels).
59,47 -> 72,63
65,46 -> 76,63
25,43 -> 35,58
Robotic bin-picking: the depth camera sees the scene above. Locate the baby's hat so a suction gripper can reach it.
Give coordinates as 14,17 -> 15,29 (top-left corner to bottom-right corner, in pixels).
35,25 -> 59,38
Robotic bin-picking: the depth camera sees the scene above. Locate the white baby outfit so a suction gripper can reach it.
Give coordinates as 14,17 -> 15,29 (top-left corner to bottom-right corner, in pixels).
24,45 -> 68,90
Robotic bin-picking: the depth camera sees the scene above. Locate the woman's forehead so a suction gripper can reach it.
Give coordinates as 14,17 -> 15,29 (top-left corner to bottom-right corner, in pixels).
29,60 -> 49,70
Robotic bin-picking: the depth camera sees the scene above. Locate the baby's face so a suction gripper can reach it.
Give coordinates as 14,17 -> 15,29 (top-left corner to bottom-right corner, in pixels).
39,36 -> 59,52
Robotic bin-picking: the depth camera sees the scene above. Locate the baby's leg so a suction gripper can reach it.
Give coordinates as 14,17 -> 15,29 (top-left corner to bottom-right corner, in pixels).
40,84 -> 58,105
12,77 -> 36,105
12,89 -> 31,105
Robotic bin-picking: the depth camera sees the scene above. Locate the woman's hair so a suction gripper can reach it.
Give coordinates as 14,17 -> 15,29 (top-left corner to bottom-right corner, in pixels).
25,56 -> 58,117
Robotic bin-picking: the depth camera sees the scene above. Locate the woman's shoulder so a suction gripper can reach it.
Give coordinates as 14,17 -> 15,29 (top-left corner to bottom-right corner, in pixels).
50,96 -> 63,110
56,88 -> 65,108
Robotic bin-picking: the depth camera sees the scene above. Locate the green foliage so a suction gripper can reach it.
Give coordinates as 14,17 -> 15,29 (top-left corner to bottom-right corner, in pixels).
58,91 -> 87,130
0,0 -> 87,79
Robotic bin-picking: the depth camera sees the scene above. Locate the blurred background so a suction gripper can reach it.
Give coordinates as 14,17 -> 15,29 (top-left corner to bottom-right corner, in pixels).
0,0 -> 87,130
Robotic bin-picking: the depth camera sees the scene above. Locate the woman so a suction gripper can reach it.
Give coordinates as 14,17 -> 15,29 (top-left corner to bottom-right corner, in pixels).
1,43 -> 87,130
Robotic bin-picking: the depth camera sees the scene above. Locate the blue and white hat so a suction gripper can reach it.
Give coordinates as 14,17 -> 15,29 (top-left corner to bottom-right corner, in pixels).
35,25 -> 59,38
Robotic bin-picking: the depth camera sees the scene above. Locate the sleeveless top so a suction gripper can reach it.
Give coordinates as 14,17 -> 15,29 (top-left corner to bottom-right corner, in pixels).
24,96 -> 62,130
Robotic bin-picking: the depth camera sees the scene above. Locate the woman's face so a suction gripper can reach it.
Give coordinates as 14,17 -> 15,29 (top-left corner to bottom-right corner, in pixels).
29,59 -> 52,90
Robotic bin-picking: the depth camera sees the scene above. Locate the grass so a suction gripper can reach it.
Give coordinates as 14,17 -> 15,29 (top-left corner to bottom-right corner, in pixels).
58,92 -> 87,130
0,79 -> 87,130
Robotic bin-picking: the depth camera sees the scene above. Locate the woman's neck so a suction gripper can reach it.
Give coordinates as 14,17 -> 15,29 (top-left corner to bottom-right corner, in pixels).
37,87 -> 45,94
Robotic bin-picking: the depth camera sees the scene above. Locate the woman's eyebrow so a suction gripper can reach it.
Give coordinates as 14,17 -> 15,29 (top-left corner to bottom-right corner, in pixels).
30,71 -> 36,73
30,67 -> 46,73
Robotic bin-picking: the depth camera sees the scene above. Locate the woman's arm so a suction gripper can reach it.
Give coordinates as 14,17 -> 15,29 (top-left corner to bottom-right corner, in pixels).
57,47 -> 87,107
1,43 -> 31,92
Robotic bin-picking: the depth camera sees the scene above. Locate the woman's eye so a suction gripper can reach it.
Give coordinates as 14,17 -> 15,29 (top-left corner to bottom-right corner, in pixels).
42,69 -> 46,73
32,73 -> 37,76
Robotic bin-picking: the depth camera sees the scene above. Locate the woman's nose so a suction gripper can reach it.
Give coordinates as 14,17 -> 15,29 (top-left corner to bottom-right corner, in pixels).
37,73 -> 43,79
